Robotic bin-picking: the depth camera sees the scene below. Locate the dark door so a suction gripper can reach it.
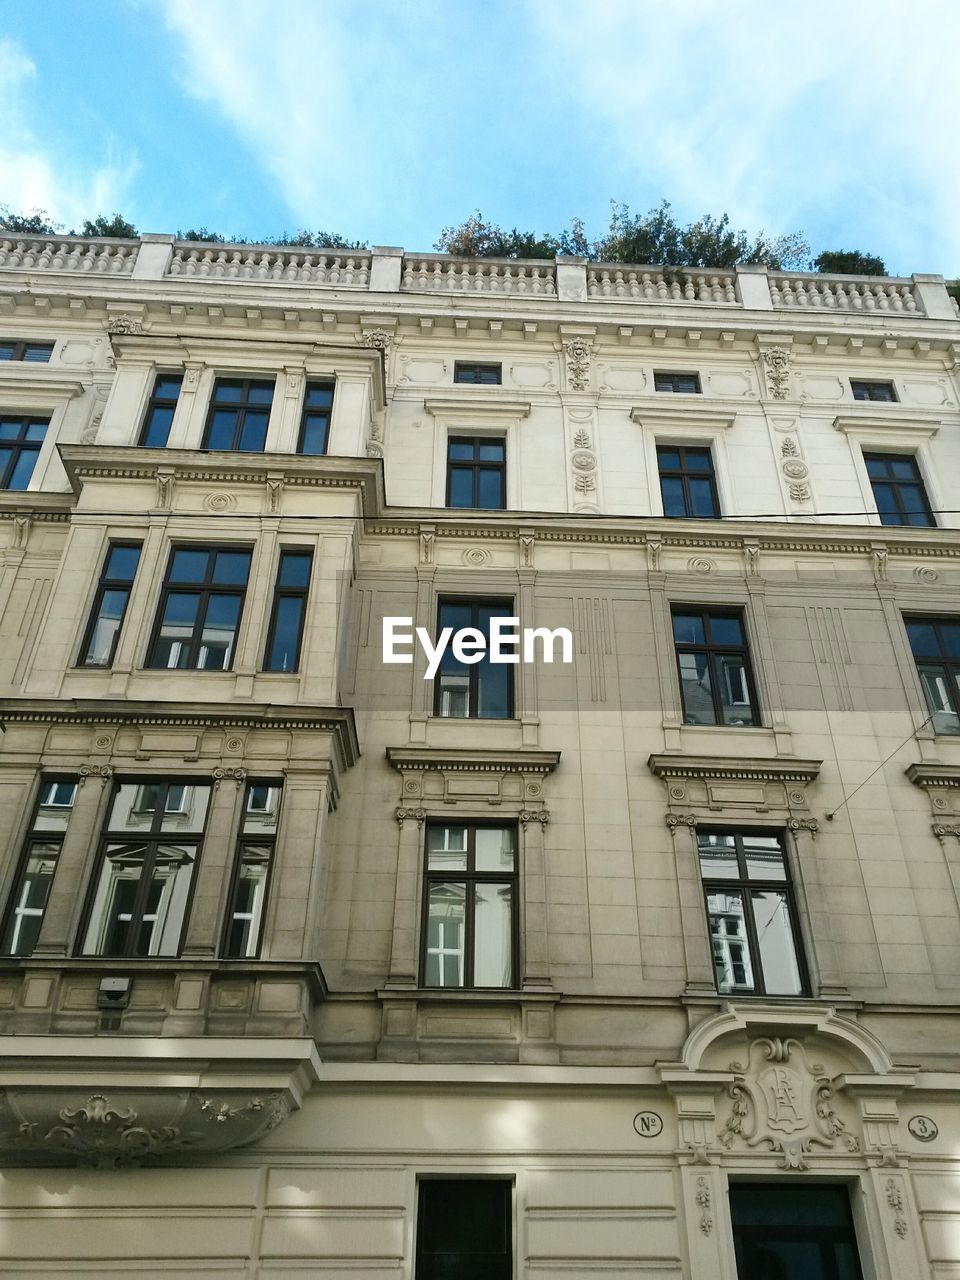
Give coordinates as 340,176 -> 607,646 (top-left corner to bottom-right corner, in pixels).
730,1184 -> 865,1280
415,1179 -> 511,1279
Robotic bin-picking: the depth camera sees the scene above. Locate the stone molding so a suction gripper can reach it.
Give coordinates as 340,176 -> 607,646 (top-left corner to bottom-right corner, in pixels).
386,746 -> 560,775
424,396 -> 532,419
629,403 -> 737,431
648,754 -> 821,784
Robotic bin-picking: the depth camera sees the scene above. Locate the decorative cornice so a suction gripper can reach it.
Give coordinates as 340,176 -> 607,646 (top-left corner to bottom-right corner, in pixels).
833,410 -> 943,438
0,699 -> 360,769
648,754 -> 822,784
629,402 -> 737,430
424,396 -> 532,419
906,763 -> 960,790
386,746 -> 561,775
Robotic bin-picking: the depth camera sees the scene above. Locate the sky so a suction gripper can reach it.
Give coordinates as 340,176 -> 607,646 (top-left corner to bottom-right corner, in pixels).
2,0 -> 959,275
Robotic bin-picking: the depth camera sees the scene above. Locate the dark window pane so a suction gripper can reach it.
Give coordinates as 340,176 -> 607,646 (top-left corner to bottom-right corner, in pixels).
82,588 -> 130,665
708,616 -> 744,645
449,441 -> 475,461
24,423 -> 47,442
265,596 -> 304,672
238,411 -> 268,451
476,660 -> 511,718
23,344 -> 53,362
212,551 -> 252,586
0,344 -> 14,360
672,614 -> 705,645
105,546 -> 142,581
214,381 -> 243,403
448,468 -> 474,507
478,442 -> 505,462
206,409 -> 239,449
689,478 -> 717,517
660,476 -> 686,516
657,449 -> 681,470
247,382 -> 275,405
142,406 -> 174,448
169,550 -> 209,583
278,553 -> 312,589
7,451 -> 38,490
417,1180 -> 511,1270
304,384 -> 333,408
154,376 -> 183,399
300,416 -> 328,454
477,468 -> 504,508
0,421 -> 21,439
907,622 -> 940,656
685,450 -> 712,471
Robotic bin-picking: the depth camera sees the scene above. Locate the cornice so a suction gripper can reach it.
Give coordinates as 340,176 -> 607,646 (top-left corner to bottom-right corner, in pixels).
630,401 -> 737,430
905,763 -> 960,790
57,445 -> 385,515
648,753 -> 822,783
833,410 -> 943,438
386,746 -> 561,775
0,699 -> 360,768
0,371 -> 86,399
424,396 -> 532,418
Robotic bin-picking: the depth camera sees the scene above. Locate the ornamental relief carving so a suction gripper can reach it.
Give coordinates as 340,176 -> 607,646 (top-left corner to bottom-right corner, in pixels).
563,336 -> 593,391
718,1037 -> 859,1169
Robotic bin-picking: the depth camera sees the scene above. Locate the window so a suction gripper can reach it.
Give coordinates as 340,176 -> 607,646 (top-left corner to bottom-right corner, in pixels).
851,378 -> 896,402
906,616 -> 960,734
263,549 -> 312,672
864,453 -> 934,527
422,824 -> 517,989
147,545 -> 252,671
297,381 -> 334,455
446,436 -> 505,509
698,830 -> 806,996
0,416 -> 47,490
655,371 -> 701,393
435,599 -> 514,719
138,373 -> 183,447
202,377 -> 274,451
657,445 -> 720,518
222,782 -> 282,958
454,362 -> 502,386
79,779 -> 211,957
672,609 -> 759,725
0,778 -> 78,956
0,340 -> 54,363
416,1179 -> 512,1280
730,1184 -> 864,1280
78,542 -> 142,667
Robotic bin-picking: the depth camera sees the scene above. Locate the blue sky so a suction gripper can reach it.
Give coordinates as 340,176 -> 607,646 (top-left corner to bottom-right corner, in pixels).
3,0 -> 960,275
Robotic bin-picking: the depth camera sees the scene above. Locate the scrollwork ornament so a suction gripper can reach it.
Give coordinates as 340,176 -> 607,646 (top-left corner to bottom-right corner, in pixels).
214,767 -> 246,786
396,806 -> 427,829
563,336 -> 593,391
519,808 -> 551,830
360,328 -> 392,350
79,764 -> 113,785
107,315 -> 143,336
665,813 -> 698,832
787,817 -> 819,837
695,1177 -> 713,1236
762,345 -> 792,400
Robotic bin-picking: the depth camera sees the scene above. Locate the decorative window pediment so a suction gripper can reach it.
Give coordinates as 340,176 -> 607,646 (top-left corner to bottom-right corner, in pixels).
386,746 -> 559,826
648,753 -> 821,824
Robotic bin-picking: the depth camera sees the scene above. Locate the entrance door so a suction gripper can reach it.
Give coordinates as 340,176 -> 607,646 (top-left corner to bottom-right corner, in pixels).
730,1184 -> 864,1280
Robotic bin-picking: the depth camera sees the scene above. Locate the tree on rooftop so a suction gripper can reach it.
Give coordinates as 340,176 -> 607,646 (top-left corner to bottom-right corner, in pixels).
813,249 -> 887,275
79,214 -> 139,238
0,207 -> 62,236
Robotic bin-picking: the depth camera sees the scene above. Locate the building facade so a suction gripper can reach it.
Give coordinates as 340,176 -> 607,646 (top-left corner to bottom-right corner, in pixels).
0,234 -> 958,1277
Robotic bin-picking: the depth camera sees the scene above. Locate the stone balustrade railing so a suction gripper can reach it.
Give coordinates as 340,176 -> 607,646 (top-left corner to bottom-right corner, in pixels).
400,254 -> 556,295
0,233 -> 956,321
0,236 -> 137,274
168,243 -> 371,286
587,265 -> 738,303
769,272 -> 918,312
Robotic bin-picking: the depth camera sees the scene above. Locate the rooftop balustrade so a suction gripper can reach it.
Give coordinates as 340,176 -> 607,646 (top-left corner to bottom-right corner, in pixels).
0,233 -> 955,319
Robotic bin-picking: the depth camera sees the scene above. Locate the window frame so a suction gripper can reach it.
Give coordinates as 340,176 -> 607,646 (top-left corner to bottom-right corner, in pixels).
697,828 -> 809,998
137,372 -> 183,448
656,443 -> 721,518
296,379 -> 335,455
146,543 -> 253,673
420,821 -> 519,990
729,1183 -> 865,1279
0,775 -> 78,957
904,614 -> 960,735
77,540 -> 143,668
654,370 -> 702,394
851,378 -> 897,403
221,780 -> 283,959
262,548 -> 313,673
76,777 -> 210,959
863,451 -> 935,527
433,597 -> 516,719
671,606 -> 761,726
0,415 -> 48,490
445,434 -> 506,509
453,362 -> 503,386
201,376 -> 276,452
0,340 -> 54,363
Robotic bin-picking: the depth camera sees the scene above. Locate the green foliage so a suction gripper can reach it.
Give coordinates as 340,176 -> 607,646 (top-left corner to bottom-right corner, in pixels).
434,211 -> 559,258
79,214 -> 139,238
813,249 -> 886,276
260,229 -> 369,250
178,227 -> 229,243
594,201 -> 808,269
0,206 -> 63,235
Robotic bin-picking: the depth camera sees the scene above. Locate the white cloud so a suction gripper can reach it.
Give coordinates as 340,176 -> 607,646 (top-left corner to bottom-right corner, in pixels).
0,37 -> 138,230
529,0 -> 960,272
